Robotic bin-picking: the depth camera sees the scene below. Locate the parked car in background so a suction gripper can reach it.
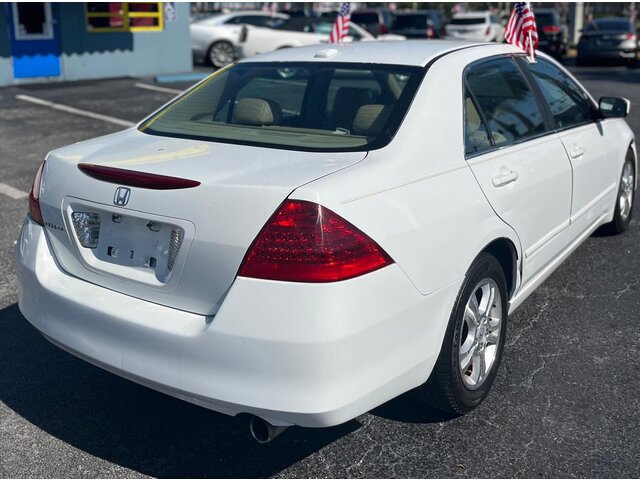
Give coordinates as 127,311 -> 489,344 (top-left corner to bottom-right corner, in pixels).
577,17 -> 639,67
535,8 -> 568,59
190,11 -> 288,67
351,7 -> 395,36
391,10 -> 447,39
237,18 -> 404,60
17,41 -> 636,443
445,12 -> 504,42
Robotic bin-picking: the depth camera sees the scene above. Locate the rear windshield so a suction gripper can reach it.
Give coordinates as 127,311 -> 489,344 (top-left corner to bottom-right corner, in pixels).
535,12 -> 558,28
394,14 -> 428,29
140,62 -> 424,152
588,19 -> 631,31
351,12 -> 379,25
450,17 -> 486,25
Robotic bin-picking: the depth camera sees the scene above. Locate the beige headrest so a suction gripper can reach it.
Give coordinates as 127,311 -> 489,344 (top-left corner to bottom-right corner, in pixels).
466,97 -> 481,134
233,97 -> 282,126
352,104 -> 393,136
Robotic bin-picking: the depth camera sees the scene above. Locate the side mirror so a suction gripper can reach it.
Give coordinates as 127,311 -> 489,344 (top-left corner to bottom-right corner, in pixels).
599,97 -> 630,118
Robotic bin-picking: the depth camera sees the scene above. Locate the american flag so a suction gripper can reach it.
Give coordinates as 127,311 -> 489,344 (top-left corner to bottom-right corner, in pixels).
329,2 -> 351,44
504,2 -> 538,57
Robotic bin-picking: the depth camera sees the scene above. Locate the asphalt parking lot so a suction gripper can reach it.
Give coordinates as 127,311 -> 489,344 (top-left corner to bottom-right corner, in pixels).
1,61 -> 639,478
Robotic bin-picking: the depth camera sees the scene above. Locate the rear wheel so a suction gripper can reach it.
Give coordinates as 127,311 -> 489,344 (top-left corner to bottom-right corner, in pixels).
600,153 -> 635,235
415,253 -> 508,415
208,41 -> 235,68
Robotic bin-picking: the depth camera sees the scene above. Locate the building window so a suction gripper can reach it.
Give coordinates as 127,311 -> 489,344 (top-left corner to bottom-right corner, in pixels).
85,3 -> 163,32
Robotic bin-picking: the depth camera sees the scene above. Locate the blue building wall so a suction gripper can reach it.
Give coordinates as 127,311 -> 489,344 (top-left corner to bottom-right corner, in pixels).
0,2 -> 192,86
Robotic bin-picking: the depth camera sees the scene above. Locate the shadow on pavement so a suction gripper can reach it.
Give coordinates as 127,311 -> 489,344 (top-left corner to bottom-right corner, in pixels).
0,303 -> 359,478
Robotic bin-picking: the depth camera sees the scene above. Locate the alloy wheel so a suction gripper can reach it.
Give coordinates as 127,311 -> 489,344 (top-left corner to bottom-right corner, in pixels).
459,278 -> 503,390
619,161 -> 635,221
210,42 -> 234,68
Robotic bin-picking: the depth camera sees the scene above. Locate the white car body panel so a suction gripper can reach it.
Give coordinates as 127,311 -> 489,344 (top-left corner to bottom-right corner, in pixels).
446,12 -> 504,42
15,41 -> 635,428
40,130 -> 366,316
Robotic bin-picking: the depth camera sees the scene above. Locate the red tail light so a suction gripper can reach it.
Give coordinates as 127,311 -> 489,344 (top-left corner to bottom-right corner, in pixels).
485,25 -> 491,36
238,200 -> 394,282
426,26 -> 435,38
625,32 -> 637,40
380,24 -> 388,35
541,25 -> 561,34
29,162 -> 45,226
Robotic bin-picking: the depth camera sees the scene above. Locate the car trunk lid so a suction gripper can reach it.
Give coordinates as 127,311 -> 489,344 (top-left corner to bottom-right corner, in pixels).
39,129 -> 366,316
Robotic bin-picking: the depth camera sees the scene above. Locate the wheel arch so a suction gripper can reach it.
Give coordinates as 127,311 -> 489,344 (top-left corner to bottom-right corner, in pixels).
479,237 -> 519,300
629,140 -> 638,190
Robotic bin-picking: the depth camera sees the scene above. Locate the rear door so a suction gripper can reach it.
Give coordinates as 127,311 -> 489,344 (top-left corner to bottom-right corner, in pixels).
464,56 -> 573,284
521,58 -> 618,238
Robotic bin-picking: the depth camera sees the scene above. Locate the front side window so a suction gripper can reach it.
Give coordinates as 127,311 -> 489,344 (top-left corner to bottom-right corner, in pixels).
140,62 -> 424,152
466,57 -> 546,147
524,59 -> 595,129
226,15 -> 281,27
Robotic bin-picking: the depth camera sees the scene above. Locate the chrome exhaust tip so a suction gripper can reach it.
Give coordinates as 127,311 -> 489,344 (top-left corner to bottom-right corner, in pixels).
249,416 -> 288,444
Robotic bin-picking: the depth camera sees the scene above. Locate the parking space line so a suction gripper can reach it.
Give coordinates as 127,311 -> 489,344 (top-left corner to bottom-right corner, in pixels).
15,94 -> 135,128
0,182 -> 29,200
134,83 -> 182,95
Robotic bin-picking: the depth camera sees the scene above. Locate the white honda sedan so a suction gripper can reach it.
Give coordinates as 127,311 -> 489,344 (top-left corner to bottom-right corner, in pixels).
16,41 -> 636,443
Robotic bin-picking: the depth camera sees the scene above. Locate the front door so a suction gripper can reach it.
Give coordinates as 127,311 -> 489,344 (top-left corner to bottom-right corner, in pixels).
9,2 -> 61,79
521,58 -> 619,238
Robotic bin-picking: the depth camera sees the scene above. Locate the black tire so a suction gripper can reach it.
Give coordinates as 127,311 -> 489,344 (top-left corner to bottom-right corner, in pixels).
207,41 -> 235,68
599,151 -> 635,235
415,252 -> 508,415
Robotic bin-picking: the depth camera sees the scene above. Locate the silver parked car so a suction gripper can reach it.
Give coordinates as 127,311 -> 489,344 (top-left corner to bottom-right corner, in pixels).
190,11 -> 288,67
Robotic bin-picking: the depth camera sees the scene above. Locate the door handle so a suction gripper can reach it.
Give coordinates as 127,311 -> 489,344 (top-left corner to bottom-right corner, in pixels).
492,169 -> 519,187
570,145 -> 585,158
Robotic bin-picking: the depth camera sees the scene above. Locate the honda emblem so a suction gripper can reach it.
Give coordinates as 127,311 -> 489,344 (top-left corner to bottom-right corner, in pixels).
113,187 -> 131,206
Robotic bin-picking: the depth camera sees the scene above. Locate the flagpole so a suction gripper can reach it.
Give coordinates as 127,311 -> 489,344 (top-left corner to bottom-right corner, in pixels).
528,29 -> 536,63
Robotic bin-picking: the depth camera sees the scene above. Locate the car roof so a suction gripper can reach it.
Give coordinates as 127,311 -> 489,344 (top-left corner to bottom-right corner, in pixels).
200,11 -> 288,24
240,40 -> 503,67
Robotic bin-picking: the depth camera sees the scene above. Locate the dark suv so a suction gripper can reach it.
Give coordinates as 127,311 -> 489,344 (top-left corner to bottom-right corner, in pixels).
390,10 -> 447,39
350,8 -> 395,36
535,8 -> 567,59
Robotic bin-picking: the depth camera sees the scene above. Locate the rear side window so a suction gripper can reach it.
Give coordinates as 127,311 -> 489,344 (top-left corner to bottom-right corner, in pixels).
466,58 -> 546,147
535,12 -> 558,28
525,59 -> 595,129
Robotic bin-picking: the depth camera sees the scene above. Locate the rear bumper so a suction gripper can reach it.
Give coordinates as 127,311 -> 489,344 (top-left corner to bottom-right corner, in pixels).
578,45 -> 638,59
15,217 -> 460,427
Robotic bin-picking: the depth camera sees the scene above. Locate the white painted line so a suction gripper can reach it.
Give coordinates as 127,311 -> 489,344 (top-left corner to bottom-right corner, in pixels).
15,94 -> 135,128
0,182 -> 29,200
134,82 -> 182,95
